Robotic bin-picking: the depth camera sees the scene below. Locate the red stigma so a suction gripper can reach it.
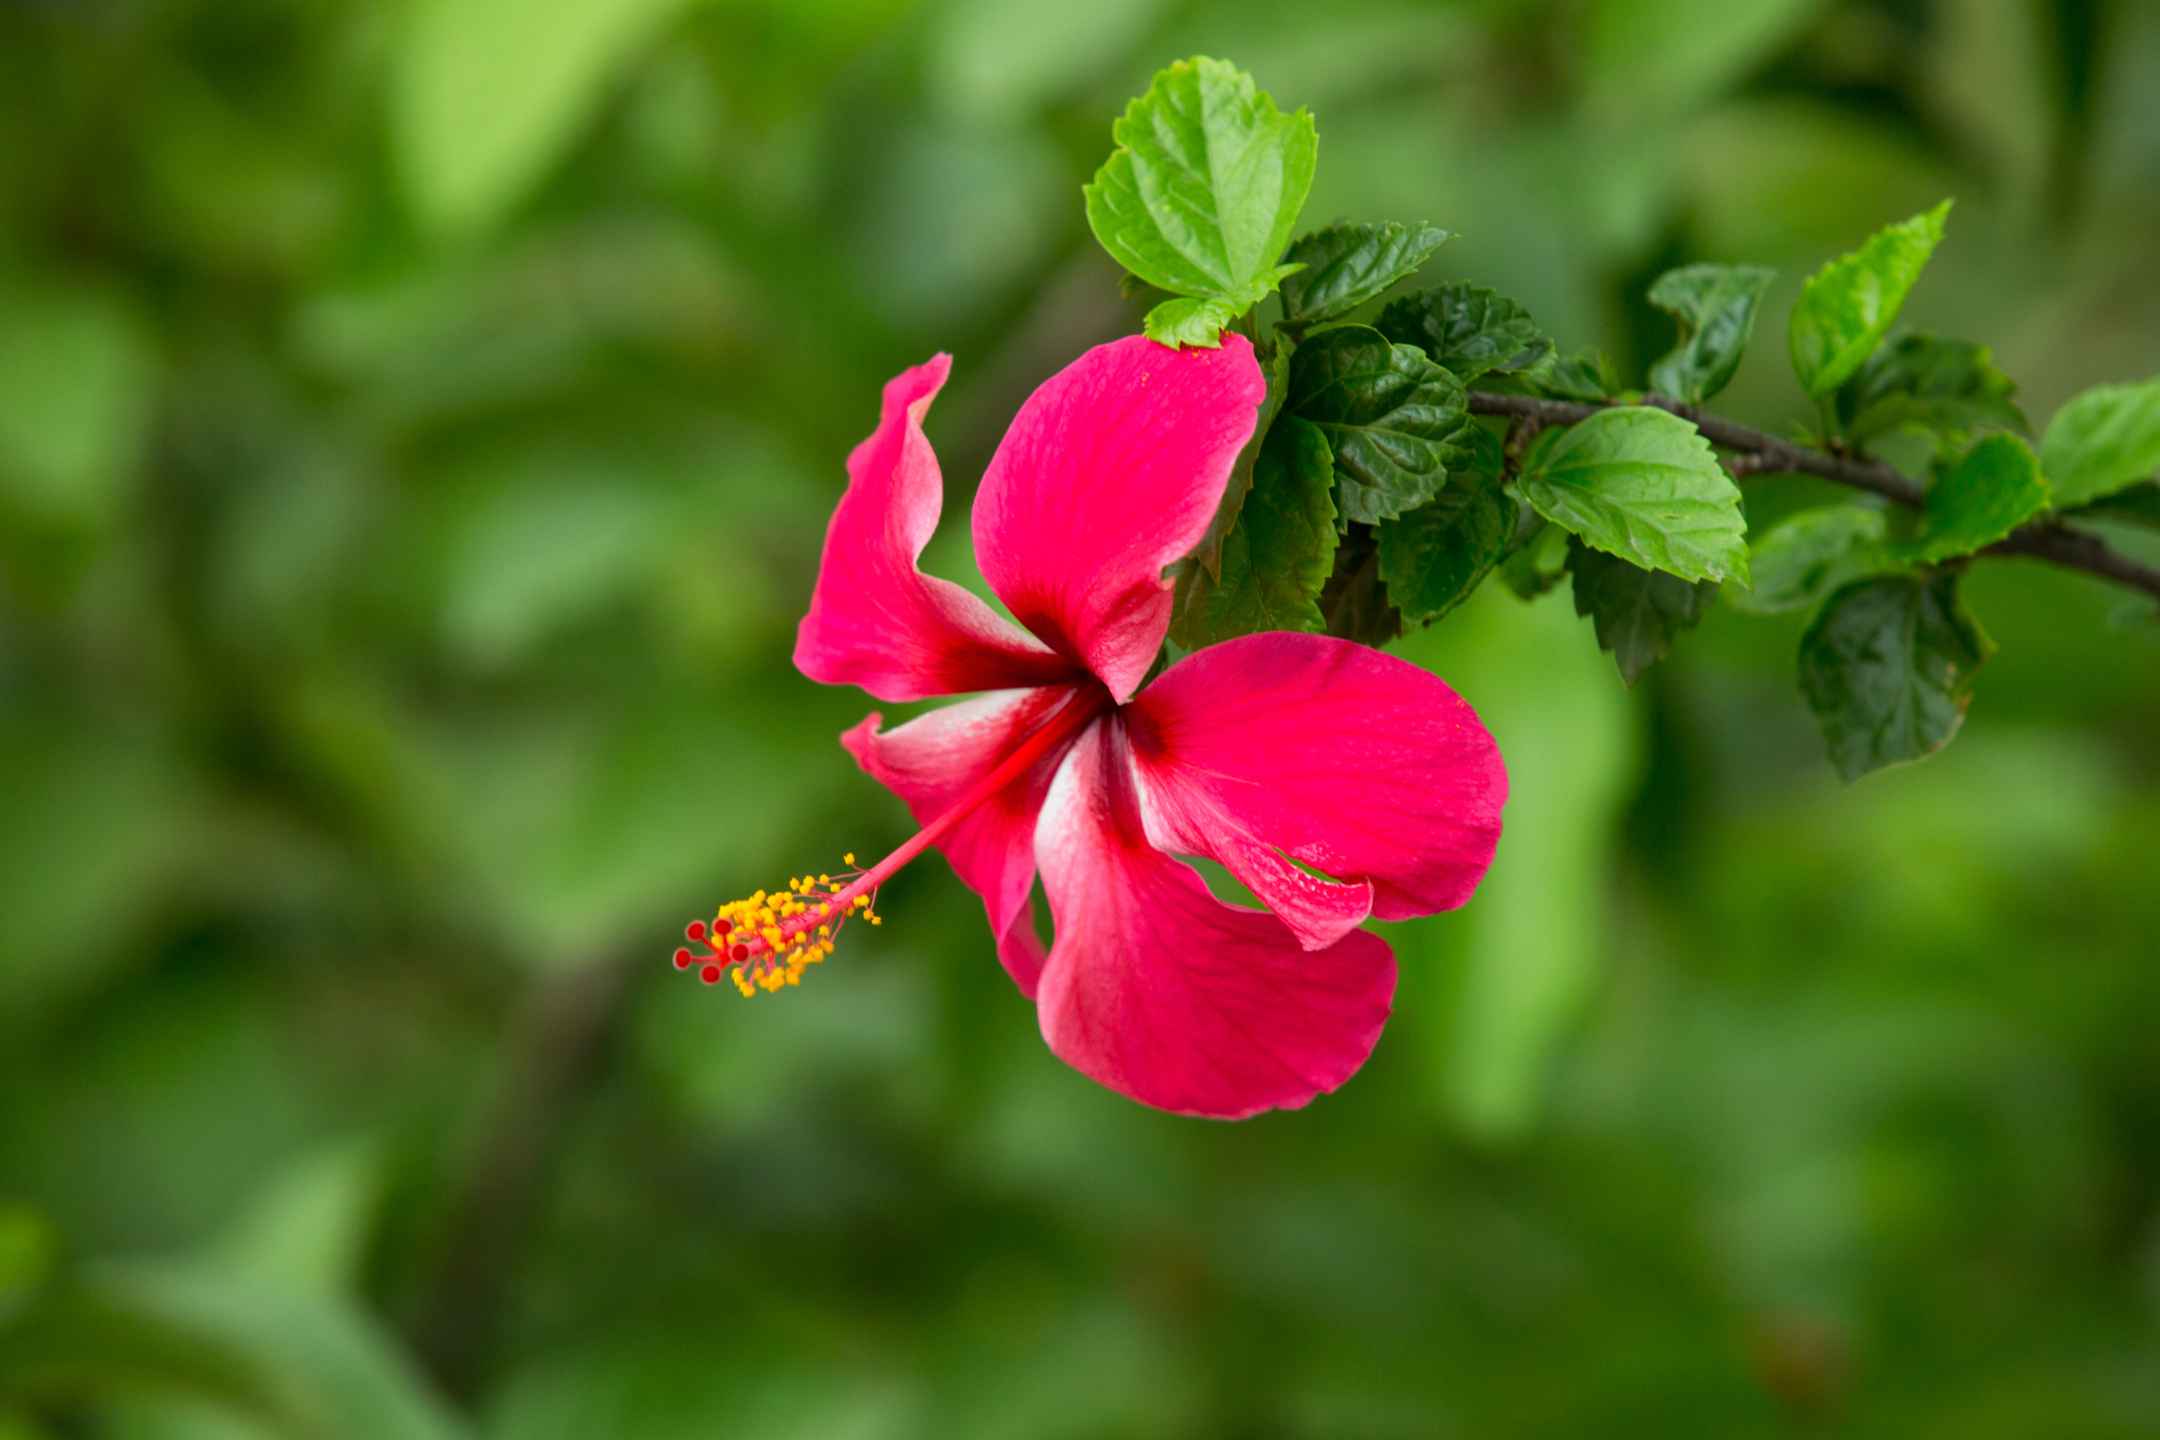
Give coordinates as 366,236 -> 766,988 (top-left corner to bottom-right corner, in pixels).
714,917 -> 732,936
672,947 -> 693,970
685,920 -> 707,942
700,964 -> 723,985
730,943 -> 749,962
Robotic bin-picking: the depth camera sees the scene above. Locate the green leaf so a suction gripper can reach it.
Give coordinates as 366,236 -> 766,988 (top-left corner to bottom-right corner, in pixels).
0,282 -> 156,530
1083,56 -> 1316,333
1515,407 -> 1750,583
1497,515 -> 1571,601
1799,572 -> 1993,781
1376,426 -> 1511,624
1170,418 -> 1337,646
1141,296 -> 1239,348
1189,339 -> 1294,580
391,0 -> 699,236
2039,376 -> 2160,509
2069,478 -> 2160,532
1277,221 -> 1452,330
1376,283 -> 1552,382
1788,200 -> 1953,397
1726,506 -> 1895,617
1834,333 -> 2027,458
1902,433 -> 2049,563
1317,526 -> 1401,647
1565,540 -> 1717,686
1527,348 -> 1617,403
1646,262 -> 1775,404
1286,324 -> 1467,525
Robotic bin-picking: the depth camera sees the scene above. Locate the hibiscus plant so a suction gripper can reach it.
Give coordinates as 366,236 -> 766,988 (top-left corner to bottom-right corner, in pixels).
673,56 -> 2160,1119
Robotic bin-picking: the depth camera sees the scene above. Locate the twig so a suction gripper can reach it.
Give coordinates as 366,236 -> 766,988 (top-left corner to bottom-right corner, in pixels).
1467,391 -> 2160,603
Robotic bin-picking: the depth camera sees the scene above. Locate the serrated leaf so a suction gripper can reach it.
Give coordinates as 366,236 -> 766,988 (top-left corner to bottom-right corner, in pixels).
1515,407 -> 1749,583
391,0 -> 698,237
1376,283 -> 1552,382
1789,201 -> 1953,397
1565,539 -> 1716,685
2070,478 -> 2160,532
1317,526 -> 1401,646
1189,339 -> 1294,580
1726,506 -> 1895,616
1142,296 -> 1239,348
1170,418 -> 1337,646
1278,221 -> 1452,330
1646,262 -> 1775,404
1286,324 -> 1467,525
1799,572 -> 1993,781
1835,332 -> 2027,454
1376,426 -> 1510,624
1902,432 -> 2049,563
2039,376 -> 2160,509
1083,56 -> 1316,325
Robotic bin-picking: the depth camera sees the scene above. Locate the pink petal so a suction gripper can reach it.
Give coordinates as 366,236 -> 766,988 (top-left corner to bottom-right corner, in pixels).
1125,633 -> 1506,941
972,335 -> 1266,703
841,684 -> 1088,996
796,356 -> 1079,703
1033,718 -> 1397,1119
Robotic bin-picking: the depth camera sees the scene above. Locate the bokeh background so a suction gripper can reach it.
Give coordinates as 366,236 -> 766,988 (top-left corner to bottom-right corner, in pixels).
4,0 -> 2159,1434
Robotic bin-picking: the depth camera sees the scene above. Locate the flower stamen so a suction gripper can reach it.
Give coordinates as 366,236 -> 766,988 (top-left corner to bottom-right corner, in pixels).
672,861 -> 883,998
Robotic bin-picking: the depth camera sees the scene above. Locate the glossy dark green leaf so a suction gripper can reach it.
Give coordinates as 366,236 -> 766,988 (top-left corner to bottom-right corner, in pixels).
1515,407 -> 1749,584
1084,56 -> 1315,341
1834,332 -> 2027,456
1566,539 -> 1717,686
1376,426 -> 1510,624
1170,418 -> 1337,646
1726,506 -> 1895,617
1799,572 -> 1994,781
1317,525 -> 1402,646
1789,201 -> 1952,396
1277,221 -> 1451,330
1286,324 -> 1467,525
1903,433 -> 2049,563
1190,339 -> 1295,581
1376,283 -> 1552,382
2039,376 -> 2160,509
1646,262 -> 1775,403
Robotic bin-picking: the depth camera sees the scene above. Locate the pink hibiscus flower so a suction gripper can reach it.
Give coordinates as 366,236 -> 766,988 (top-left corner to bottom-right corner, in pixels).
674,333 -> 1507,1118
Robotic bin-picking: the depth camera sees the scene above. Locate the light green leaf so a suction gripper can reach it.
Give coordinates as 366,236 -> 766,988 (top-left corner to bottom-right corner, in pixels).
1903,432 -> 2049,563
1083,56 -> 1316,327
1565,540 -> 1717,685
1376,426 -> 1510,624
1277,221 -> 1451,330
1170,418 -> 1337,646
1789,200 -> 1952,396
1376,282 -> 1551,382
2039,376 -> 2160,509
391,0 -> 698,236
1726,506 -> 1894,616
1515,407 -> 1750,583
1646,262 -> 1775,403
1799,572 -> 1993,780
1286,324 -> 1467,525
1836,331 -> 2027,455
1141,296 -> 1238,348
1528,348 -> 1618,403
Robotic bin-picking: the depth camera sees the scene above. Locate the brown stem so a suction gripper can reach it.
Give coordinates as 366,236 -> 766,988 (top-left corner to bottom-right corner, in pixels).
1466,391 -> 2160,603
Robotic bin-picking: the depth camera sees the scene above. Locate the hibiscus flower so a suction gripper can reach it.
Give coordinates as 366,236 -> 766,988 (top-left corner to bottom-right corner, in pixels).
675,333 -> 1507,1118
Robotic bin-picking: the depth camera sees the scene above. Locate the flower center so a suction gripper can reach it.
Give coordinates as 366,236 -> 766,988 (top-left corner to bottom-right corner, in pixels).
670,684 -> 1109,998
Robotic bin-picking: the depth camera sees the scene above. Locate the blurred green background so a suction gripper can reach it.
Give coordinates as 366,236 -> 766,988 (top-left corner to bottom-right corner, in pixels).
4,0 -> 2158,1434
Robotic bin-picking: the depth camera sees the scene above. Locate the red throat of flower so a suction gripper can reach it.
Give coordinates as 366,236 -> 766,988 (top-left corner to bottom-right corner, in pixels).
672,686 -> 1105,997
